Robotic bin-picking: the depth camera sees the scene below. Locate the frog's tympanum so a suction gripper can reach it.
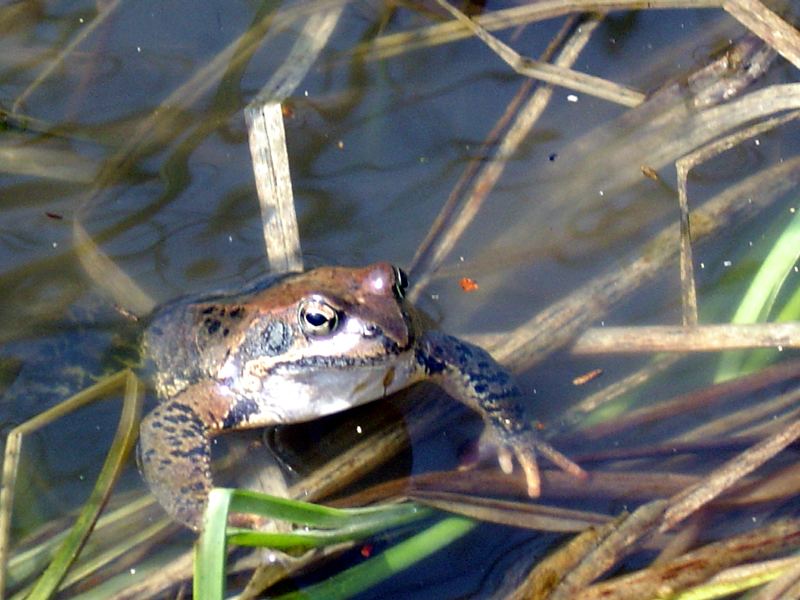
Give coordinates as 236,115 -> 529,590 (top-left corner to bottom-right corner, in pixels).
138,263 -> 585,530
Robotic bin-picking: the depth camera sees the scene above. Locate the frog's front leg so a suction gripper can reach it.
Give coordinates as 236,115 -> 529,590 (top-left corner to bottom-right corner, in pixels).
417,331 -> 586,496
138,381 -> 258,530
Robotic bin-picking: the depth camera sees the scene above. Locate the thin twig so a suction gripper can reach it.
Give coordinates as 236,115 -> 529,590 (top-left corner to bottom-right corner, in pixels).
676,385 -> 800,443
409,490 -> 611,531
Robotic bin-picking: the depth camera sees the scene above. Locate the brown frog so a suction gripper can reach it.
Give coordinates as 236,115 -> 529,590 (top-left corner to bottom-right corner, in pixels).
138,263 -> 585,530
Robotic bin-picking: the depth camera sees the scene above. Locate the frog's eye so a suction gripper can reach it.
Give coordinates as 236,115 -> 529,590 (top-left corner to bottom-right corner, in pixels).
393,266 -> 409,299
298,298 -> 339,336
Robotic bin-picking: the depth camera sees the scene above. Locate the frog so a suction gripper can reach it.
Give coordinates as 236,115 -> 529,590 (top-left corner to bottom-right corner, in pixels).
137,263 -> 586,530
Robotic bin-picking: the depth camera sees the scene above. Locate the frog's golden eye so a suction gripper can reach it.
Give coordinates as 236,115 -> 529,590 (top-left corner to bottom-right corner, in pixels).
393,266 -> 409,299
298,298 -> 339,336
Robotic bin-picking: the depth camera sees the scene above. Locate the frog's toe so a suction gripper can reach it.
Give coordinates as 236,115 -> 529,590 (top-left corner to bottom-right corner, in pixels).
487,428 -> 586,497
508,443 -> 541,497
482,428 -> 542,496
531,437 -> 587,482
496,446 -> 514,475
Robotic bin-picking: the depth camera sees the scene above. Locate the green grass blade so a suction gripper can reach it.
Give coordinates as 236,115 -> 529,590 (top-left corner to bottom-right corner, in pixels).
194,488 -> 435,599
274,516 -> 477,600
227,488 -> 370,528
227,503 -> 431,549
25,372 -> 142,600
775,281 -> 800,322
226,488 -> 428,531
194,488 -> 232,600
715,205 -> 800,382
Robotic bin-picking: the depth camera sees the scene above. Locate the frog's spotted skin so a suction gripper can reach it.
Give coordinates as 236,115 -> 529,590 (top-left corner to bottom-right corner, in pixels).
415,331 -> 585,496
137,263 -> 585,530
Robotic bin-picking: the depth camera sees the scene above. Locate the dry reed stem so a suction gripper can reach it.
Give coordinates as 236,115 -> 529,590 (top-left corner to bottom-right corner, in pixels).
717,557 -> 800,600
573,323 -> 800,354
652,516 -> 702,565
245,8 -> 343,273
408,490 -> 611,531
580,517 -> 800,599
247,104 -> 302,272
507,516 -> 624,600
709,558 -> 800,589
408,14 -> 578,280
333,468 -> 701,508
72,221 -> 156,316
577,358 -> 800,441
409,14 -> 601,293
661,417 -> 800,531
679,180 -> 700,325
676,384 -> 800,443
492,155 -> 800,372
434,0 -> 644,106
724,0 -> 800,70
755,555 -> 800,600
549,500 -> 670,599
731,401 -> 800,440
364,1 -> 723,62
721,462 -> 800,508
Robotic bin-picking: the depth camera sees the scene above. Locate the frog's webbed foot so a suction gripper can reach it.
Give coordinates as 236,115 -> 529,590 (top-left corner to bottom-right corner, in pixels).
418,331 -> 586,497
487,427 -> 587,497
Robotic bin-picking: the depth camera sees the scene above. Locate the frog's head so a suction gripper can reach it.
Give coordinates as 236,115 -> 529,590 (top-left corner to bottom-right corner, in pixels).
218,262 -> 423,424
144,263 -> 423,426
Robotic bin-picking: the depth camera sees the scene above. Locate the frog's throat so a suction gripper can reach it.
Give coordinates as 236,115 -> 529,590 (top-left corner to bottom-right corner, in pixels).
217,350 -> 420,425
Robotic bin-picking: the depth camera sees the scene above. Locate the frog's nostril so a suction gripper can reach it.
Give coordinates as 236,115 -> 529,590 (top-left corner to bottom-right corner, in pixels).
363,263 -> 395,295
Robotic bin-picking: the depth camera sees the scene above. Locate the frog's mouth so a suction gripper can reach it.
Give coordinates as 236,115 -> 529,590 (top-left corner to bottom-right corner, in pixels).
218,349 -> 418,426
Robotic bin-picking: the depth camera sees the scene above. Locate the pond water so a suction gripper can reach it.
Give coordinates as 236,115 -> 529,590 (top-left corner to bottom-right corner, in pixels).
1,1 -> 799,597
